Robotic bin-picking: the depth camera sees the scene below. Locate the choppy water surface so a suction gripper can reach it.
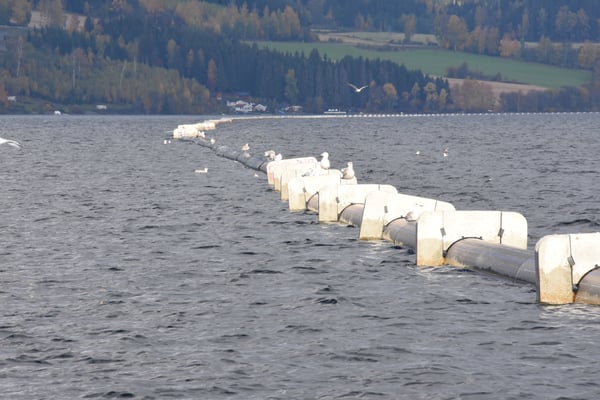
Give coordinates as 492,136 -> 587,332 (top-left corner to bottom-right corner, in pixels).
1,113 -> 600,399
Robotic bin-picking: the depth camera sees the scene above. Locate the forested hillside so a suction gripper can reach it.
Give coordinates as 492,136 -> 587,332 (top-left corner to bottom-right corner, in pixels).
0,0 -> 599,114
210,0 -> 600,43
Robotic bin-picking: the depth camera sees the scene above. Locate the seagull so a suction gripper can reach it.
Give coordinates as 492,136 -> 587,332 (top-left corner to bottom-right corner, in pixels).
264,150 -> 276,161
443,148 -> 449,157
348,83 -> 368,93
0,137 -> 22,149
241,143 -> 250,152
341,162 -> 355,179
210,138 -> 216,145
415,150 -> 421,156
405,204 -> 424,221
319,152 -> 330,170
194,167 -> 208,174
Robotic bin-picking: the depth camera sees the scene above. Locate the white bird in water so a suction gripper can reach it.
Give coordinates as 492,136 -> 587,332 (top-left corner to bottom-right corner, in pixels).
319,152 -> 330,170
443,148 -> 449,157
415,150 -> 421,156
0,137 -> 22,149
348,83 -> 368,93
241,143 -> 250,152
194,167 -> 208,174
341,161 -> 355,179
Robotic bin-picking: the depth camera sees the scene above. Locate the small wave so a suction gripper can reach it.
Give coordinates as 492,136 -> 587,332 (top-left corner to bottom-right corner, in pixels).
82,390 -> 135,398
246,269 -> 283,274
280,324 -> 322,334
315,285 -> 335,294
7,354 -> 51,365
336,390 -> 387,398
358,314 -> 392,321
79,356 -> 126,364
316,297 -> 338,304
555,218 -> 600,227
456,297 -> 491,305
329,351 -> 378,363
192,244 -> 222,249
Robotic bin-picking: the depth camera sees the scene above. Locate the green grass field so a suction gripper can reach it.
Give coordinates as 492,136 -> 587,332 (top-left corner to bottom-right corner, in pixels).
254,40 -> 591,89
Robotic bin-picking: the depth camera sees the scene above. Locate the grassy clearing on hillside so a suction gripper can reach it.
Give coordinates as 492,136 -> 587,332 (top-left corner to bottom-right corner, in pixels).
254,41 -> 591,89
317,31 -> 438,45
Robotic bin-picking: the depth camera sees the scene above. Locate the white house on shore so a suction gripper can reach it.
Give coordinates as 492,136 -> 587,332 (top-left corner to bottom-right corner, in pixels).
226,100 -> 267,113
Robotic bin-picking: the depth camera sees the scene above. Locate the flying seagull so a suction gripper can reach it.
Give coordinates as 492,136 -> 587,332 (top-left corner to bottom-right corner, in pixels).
348,83 -> 368,93
0,137 -> 22,149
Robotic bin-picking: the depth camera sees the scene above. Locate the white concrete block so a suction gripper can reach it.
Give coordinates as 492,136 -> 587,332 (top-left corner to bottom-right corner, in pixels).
359,192 -> 455,240
415,210 -> 528,266
266,157 -> 317,188
288,174 -> 347,211
318,184 -> 397,223
281,166 -> 341,201
536,232 -> 600,304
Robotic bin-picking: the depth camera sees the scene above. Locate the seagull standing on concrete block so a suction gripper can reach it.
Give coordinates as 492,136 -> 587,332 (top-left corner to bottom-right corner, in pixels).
319,152 -> 330,170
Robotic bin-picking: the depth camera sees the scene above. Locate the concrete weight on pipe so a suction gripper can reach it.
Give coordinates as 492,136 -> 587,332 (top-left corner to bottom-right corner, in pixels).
360,191 -> 455,240
536,232 -> 600,304
318,184 -> 397,222
416,210 -> 528,266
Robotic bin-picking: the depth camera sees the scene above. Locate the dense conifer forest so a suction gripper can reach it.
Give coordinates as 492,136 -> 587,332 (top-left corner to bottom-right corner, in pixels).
0,0 -> 599,114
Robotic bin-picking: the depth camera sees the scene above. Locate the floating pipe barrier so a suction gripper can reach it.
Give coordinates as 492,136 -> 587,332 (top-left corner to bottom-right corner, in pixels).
174,118 -> 600,305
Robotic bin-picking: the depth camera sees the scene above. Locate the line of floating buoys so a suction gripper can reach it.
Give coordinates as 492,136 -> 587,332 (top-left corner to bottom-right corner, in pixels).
173,117 -> 600,305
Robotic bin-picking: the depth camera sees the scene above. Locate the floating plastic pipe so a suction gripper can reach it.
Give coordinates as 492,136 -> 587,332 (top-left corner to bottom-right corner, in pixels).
383,219 -> 417,249
574,271 -> 600,305
338,204 -> 365,227
306,193 -> 319,212
445,239 -> 535,284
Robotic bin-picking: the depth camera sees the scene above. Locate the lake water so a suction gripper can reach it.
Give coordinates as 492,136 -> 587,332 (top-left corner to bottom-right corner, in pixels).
1,113 -> 600,399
